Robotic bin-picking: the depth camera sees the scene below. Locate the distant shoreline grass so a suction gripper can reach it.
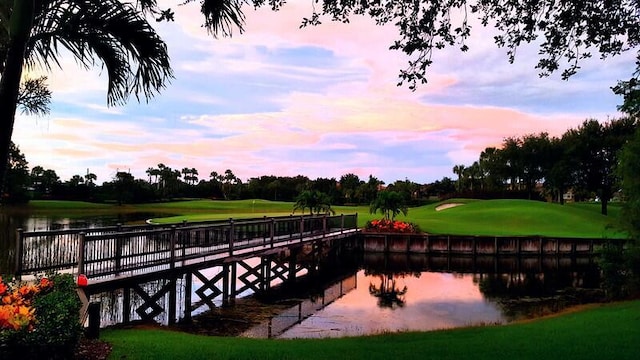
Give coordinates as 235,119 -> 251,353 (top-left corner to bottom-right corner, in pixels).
102,300 -> 640,360
3,198 -> 626,238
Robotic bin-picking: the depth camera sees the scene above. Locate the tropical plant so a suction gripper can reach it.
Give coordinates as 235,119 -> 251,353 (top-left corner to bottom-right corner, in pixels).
293,190 -> 335,215
369,191 -> 408,221
293,190 -> 334,215
0,0 -> 173,199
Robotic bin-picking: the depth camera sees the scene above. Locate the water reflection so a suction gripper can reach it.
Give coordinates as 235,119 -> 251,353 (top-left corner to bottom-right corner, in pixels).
367,272 -> 413,309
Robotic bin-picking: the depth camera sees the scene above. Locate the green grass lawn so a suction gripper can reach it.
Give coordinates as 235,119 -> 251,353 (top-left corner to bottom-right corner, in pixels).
390,198 -> 626,238
102,300 -> 640,360
18,198 -> 625,238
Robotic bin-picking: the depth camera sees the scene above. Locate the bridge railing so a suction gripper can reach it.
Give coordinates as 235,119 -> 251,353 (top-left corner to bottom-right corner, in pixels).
15,214 -> 359,279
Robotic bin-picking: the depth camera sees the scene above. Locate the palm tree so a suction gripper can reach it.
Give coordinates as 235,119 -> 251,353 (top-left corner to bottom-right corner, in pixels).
293,190 -> 335,215
452,164 -> 466,192
369,191 -> 408,221
0,0 -> 172,197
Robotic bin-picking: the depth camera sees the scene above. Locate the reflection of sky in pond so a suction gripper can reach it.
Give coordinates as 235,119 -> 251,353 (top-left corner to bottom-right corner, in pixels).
279,271 -> 504,338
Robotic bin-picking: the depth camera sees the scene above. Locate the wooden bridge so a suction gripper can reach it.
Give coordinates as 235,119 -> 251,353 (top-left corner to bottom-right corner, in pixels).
12,214 -> 359,326
14,213 -> 359,281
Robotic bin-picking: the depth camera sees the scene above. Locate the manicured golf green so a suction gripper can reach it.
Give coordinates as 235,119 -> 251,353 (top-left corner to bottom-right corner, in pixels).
102,300 -> 640,360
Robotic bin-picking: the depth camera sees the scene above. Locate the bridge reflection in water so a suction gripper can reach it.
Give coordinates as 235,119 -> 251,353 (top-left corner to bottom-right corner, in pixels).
89,247 -> 601,338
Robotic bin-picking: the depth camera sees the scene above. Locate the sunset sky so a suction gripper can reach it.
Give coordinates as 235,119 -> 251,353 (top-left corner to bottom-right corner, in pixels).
12,2 -> 637,185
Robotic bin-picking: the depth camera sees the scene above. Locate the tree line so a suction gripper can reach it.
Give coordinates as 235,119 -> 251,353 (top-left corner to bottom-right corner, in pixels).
5,116 -> 636,212
2,147 -> 457,206
452,117 -> 638,215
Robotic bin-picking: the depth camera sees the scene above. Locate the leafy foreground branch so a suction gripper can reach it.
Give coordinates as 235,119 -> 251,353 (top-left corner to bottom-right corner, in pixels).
103,300 -> 640,360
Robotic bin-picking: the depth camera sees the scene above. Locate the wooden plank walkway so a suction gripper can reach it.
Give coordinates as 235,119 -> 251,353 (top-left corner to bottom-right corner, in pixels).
14,214 -> 359,284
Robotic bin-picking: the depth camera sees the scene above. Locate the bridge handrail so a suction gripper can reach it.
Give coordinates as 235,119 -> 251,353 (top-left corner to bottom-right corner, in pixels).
15,213 -> 359,279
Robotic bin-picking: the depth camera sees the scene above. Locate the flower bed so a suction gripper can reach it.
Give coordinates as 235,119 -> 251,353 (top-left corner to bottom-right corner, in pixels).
364,219 -> 420,233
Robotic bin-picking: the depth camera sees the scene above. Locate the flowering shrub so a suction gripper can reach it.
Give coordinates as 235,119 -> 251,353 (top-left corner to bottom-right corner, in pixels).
0,277 -> 53,332
1,274 -> 82,360
364,219 -> 420,233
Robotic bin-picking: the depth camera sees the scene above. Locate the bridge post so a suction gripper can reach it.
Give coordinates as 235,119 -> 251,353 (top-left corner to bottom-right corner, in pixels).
184,272 -> 192,323
322,215 -> 327,238
229,219 -> 235,255
270,218 -> 275,248
341,214 -> 345,234
123,287 -> 131,324
230,261 -> 237,304
262,256 -> 271,292
170,226 -> 177,270
288,247 -> 298,285
78,232 -> 86,276
222,264 -> 230,306
168,277 -> 177,325
115,234 -> 123,276
14,228 -> 24,280
300,216 -> 304,242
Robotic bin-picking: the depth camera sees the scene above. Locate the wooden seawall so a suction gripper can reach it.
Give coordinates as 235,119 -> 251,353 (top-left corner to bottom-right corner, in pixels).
361,233 -> 609,255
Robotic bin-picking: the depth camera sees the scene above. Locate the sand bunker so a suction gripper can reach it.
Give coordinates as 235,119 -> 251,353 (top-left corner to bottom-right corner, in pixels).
435,203 -> 464,211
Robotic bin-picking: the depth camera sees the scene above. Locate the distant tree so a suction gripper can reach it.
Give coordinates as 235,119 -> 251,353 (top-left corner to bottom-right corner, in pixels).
84,172 -> 97,186
370,191 -> 408,221
293,190 -> 334,215
452,165 -> 465,192
501,137 -> 523,191
544,136 -> 574,204
2,141 -> 30,203
520,133 -> 552,199
618,127 -> 640,238
428,177 -> 456,198
339,173 -> 363,204
478,147 -> 506,191
67,175 -> 84,187
570,118 -> 637,215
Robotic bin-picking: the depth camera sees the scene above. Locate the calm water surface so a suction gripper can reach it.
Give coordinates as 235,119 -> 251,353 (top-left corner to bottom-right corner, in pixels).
278,271 -> 503,338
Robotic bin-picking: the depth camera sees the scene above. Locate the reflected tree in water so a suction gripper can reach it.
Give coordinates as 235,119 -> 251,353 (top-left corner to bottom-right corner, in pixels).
368,273 -> 411,309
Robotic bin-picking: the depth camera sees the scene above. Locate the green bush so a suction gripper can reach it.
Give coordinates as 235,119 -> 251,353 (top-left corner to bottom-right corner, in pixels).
1,273 -> 83,359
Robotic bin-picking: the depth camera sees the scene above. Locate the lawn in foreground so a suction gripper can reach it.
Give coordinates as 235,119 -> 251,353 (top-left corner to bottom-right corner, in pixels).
102,300 -> 640,360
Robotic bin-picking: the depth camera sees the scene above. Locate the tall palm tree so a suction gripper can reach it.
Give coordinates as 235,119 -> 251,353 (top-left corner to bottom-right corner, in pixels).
452,164 -> 465,192
0,0 -> 173,197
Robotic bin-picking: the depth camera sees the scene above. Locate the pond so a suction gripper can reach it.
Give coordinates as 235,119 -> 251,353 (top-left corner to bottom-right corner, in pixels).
86,251 -> 601,339
243,254 -> 601,338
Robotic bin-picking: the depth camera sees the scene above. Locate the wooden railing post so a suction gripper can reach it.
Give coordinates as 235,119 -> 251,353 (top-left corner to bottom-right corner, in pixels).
115,234 -> 122,276
322,215 -> 327,238
341,214 -> 344,234
300,216 -> 304,241
78,232 -> 86,276
170,226 -> 177,270
270,218 -> 275,248
229,219 -> 235,255
14,228 -> 24,280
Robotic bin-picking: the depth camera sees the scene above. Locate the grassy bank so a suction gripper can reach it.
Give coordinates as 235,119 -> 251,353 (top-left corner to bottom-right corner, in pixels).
102,300 -> 640,360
